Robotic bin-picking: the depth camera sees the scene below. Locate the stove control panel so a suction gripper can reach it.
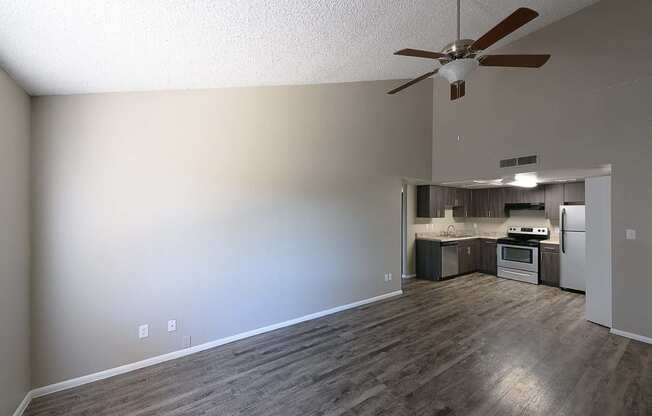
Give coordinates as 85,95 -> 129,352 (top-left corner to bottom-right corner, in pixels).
507,226 -> 548,236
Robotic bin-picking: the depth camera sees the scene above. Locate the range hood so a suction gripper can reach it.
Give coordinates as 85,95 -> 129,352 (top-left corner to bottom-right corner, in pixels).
505,202 -> 545,211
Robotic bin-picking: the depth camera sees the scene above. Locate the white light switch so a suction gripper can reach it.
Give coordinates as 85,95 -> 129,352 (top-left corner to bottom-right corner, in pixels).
168,320 -> 177,332
138,324 -> 149,339
626,229 -> 637,240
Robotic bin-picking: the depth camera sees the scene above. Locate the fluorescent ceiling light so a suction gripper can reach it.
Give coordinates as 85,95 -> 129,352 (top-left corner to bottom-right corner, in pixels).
472,179 -> 504,186
473,179 -> 502,183
508,173 -> 538,188
508,180 -> 537,188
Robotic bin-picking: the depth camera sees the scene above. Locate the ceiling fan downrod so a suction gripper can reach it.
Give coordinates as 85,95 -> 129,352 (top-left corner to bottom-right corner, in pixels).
457,0 -> 461,41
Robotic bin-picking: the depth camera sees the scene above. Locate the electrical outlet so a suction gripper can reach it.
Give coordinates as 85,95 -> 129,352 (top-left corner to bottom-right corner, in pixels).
182,335 -> 191,348
138,324 -> 149,339
388,273 -> 392,281
626,229 -> 637,240
168,320 -> 177,332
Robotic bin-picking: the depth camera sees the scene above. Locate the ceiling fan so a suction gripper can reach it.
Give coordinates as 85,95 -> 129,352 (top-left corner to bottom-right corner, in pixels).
388,0 -> 550,99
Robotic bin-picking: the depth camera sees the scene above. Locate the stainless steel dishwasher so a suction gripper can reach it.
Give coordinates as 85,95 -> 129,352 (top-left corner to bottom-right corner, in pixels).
441,241 -> 459,278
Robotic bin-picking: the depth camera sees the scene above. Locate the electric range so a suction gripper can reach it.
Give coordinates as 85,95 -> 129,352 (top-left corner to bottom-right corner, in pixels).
497,226 -> 549,284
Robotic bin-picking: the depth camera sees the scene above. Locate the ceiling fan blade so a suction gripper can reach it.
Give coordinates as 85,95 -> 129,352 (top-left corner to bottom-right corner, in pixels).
480,54 -> 550,68
394,49 -> 447,60
450,81 -> 466,100
387,70 -> 438,95
470,8 -> 539,52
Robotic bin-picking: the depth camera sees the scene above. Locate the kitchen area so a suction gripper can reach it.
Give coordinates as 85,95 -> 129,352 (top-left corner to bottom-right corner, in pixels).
406,173 -> 613,327
410,180 -> 589,289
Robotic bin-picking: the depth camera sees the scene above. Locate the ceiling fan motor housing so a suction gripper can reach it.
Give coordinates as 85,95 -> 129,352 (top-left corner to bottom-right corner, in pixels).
441,39 -> 475,58
439,58 -> 479,84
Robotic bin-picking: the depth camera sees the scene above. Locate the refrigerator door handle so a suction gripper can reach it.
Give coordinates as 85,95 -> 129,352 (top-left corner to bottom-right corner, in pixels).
561,208 -> 566,254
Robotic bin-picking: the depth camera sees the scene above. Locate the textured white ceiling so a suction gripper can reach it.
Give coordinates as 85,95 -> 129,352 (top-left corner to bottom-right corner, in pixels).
0,0 -> 598,96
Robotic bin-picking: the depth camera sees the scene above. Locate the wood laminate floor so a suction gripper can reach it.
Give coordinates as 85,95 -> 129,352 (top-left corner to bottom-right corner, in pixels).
26,274 -> 652,416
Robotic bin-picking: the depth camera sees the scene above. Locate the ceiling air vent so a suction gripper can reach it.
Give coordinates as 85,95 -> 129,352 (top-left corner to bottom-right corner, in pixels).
500,155 -> 538,168
517,155 -> 538,166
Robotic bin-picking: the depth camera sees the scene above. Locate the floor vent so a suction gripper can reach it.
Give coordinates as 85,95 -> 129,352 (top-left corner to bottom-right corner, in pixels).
500,155 -> 537,168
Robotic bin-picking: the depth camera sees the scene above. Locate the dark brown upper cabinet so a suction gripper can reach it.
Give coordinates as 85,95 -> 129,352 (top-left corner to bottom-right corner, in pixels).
563,182 -> 585,204
417,185 -> 453,218
452,189 -> 472,218
503,187 -> 519,204
490,188 -> 507,218
528,187 -> 545,204
544,184 -> 563,221
503,187 -> 544,204
470,189 -> 487,218
417,185 -> 442,218
417,185 -> 475,218
448,188 -> 469,208
469,188 -> 506,218
418,184 -> 553,220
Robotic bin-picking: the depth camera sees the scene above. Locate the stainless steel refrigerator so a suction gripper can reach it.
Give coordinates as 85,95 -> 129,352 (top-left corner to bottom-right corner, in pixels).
560,205 -> 586,291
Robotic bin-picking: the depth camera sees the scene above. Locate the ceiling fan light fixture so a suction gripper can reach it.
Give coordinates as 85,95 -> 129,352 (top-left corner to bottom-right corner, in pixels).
438,58 -> 478,84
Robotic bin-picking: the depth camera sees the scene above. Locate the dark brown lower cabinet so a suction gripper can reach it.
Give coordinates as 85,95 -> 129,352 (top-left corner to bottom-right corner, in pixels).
479,239 -> 497,275
416,238 -> 498,281
540,243 -> 560,287
416,239 -> 441,280
458,240 -> 478,275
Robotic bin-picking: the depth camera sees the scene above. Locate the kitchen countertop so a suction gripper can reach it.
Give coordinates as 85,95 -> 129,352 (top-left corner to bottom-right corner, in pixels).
540,239 -> 560,245
416,234 -> 504,242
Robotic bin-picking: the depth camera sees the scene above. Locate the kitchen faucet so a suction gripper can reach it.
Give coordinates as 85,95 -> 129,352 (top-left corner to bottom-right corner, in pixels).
446,224 -> 456,237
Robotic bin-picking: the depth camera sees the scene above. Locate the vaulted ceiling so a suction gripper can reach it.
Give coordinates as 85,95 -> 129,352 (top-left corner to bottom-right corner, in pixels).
0,0 -> 598,95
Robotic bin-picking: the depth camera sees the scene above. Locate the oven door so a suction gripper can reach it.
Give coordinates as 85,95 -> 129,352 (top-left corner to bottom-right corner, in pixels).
497,244 -> 538,272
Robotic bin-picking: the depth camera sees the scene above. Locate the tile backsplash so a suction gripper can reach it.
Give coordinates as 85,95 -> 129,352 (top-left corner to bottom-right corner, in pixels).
412,209 -> 559,239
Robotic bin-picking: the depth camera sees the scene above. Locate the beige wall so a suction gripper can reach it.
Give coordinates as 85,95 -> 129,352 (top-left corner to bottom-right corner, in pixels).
30,80 -> 433,386
0,69 -> 31,414
432,0 -> 652,337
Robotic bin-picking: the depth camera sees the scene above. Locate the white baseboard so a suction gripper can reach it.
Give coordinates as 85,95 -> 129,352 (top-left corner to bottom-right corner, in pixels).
610,328 -> 652,345
30,289 -> 403,399
401,274 -> 416,279
12,391 -> 33,416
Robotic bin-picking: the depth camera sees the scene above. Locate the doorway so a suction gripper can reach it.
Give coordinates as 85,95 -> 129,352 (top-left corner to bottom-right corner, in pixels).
400,181 -> 416,286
